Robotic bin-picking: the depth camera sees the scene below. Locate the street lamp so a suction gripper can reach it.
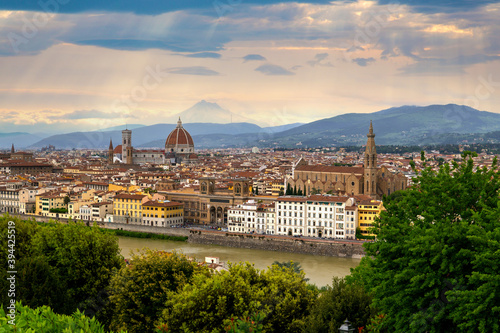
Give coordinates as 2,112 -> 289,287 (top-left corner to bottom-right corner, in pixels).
339,319 -> 355,333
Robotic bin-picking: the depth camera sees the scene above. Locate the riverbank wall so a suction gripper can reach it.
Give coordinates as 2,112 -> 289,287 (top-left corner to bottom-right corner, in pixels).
188,230 -> 365,258
32,219 -> 365,258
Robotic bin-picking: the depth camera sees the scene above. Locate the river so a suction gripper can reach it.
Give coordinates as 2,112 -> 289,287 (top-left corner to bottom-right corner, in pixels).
118,236 -> 361,287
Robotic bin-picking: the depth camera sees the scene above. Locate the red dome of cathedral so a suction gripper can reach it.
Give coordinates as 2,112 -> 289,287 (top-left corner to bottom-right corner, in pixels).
165,118 -> 195,155
165,118 -> 194,146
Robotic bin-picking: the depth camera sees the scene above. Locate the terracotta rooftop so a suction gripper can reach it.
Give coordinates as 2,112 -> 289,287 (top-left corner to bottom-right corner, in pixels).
295,165 -> 364,174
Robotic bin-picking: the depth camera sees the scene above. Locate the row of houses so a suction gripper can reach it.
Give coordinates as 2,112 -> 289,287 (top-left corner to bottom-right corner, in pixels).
227,195 -> 384,239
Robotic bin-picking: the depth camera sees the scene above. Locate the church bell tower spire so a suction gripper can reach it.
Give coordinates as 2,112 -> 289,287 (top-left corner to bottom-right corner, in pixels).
364,121 -> 378,198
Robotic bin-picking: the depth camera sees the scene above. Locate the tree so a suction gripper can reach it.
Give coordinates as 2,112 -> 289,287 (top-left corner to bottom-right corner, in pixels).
349,152 -> 500,332
0,302 -> 125,333
0,216 -> 39,309
26,221 -> 123,315
63,195 -> 71,206
293,185 -> 297,195
108,250 -> 209,333
160,262 -> 317,333
286,183 -> 292,195
311,188 -> 321,195
304,277 -> 374,332
272,260 -> 309,282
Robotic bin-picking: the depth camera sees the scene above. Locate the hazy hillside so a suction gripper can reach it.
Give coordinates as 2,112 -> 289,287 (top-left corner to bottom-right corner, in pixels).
30,122 -> 264,149
25,104 -> 500,149
0,132 -> 51,149
261,104 -> 500,147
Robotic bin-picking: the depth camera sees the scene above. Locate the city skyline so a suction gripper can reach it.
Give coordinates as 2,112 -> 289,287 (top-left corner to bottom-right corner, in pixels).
1,0 -> 500,133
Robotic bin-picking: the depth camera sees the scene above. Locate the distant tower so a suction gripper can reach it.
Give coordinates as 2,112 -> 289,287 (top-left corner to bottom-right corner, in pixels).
108,138 -> 114,164
122,128 -> 132,164
126,146 -> 133,165
11,144 -> 14,154
364,121 -> 378,198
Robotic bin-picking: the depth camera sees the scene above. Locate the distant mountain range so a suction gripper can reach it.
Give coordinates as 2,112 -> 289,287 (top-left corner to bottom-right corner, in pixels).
165,100 -> 252,124
4,103 -> 500,149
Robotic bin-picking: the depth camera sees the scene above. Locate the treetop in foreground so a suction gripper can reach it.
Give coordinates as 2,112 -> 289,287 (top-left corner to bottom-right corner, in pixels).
350,151 -> 500,332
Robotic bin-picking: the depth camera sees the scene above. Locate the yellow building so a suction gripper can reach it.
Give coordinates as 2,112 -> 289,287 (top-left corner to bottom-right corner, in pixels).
35,193 -> 66,216
108,184 -> 141,193
113,193 -> 147,224
358,199 -> 385,237
142,201 -> 184,227
271,181 -> 285,196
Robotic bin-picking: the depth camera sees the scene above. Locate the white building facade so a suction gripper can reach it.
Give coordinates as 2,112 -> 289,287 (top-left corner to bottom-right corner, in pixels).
227,200 -> 275,234
276,195 -> 354,239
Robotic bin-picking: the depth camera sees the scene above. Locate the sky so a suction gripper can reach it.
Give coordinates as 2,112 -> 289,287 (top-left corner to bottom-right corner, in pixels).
1,0 -> 500,133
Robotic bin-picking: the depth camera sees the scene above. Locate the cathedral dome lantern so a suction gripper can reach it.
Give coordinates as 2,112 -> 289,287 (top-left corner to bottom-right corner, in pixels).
165,118 -> 195,155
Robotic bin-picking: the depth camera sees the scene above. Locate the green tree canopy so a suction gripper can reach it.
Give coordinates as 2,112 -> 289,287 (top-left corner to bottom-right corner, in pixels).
108,249 -> 209,333
160,262 -> 317,333
272,260 -> 309,282
0,219 -> 123,317
0,302 -> 125,333
350,152 -> 500,332
304,277 -> 374,332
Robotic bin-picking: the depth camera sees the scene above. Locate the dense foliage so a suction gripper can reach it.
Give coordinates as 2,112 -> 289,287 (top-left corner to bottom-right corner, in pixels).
0,218 -> 123,316
108,249 -> 209,333
350,152 -> 500,332
0,302 -> 125,332
304,277 -> 374,332
160,262 -> 317,333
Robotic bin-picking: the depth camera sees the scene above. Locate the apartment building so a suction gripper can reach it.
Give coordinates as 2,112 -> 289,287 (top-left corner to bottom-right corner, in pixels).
141,200 -> 184,227
358,199 -> 384,237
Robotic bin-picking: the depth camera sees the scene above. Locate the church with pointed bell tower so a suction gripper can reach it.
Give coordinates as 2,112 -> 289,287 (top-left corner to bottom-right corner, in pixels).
287,122 -> 407,199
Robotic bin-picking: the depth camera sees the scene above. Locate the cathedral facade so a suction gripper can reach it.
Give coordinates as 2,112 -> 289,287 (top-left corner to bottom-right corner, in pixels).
108,118 -> 197,165
286,122 -> 407,199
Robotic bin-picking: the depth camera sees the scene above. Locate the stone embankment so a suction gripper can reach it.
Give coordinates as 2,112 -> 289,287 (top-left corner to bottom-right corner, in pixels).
20,216 -> 365,258
188,230 -> 365,258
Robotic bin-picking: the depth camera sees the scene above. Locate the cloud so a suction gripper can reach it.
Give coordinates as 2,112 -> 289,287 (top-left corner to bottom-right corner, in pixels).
307,53 -> 334,67
378,0 -> 500,13
243,54 -> 267,62
167,66 -> 220,76
184,52 -> 222,59
51,110 -> 136,120
255,64 -> 295,76
352,57 -> 375,66
0,1 -> 337,15
398,54 -> 500,75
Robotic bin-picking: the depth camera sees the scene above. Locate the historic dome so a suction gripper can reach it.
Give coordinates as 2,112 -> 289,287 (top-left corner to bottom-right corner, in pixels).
165,118 -> 194,154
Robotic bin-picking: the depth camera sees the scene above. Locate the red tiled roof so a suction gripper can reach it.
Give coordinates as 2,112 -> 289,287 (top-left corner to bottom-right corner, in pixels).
308,195 -> 349,203
143,200 -> 183,208
165,127 -> 194,146
295,165 -> 364,174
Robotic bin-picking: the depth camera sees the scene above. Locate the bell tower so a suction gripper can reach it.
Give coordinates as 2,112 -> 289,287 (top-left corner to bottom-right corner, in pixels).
364,121 -> 378,198
122,128 -> 132,164
108,138 -> 114,164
